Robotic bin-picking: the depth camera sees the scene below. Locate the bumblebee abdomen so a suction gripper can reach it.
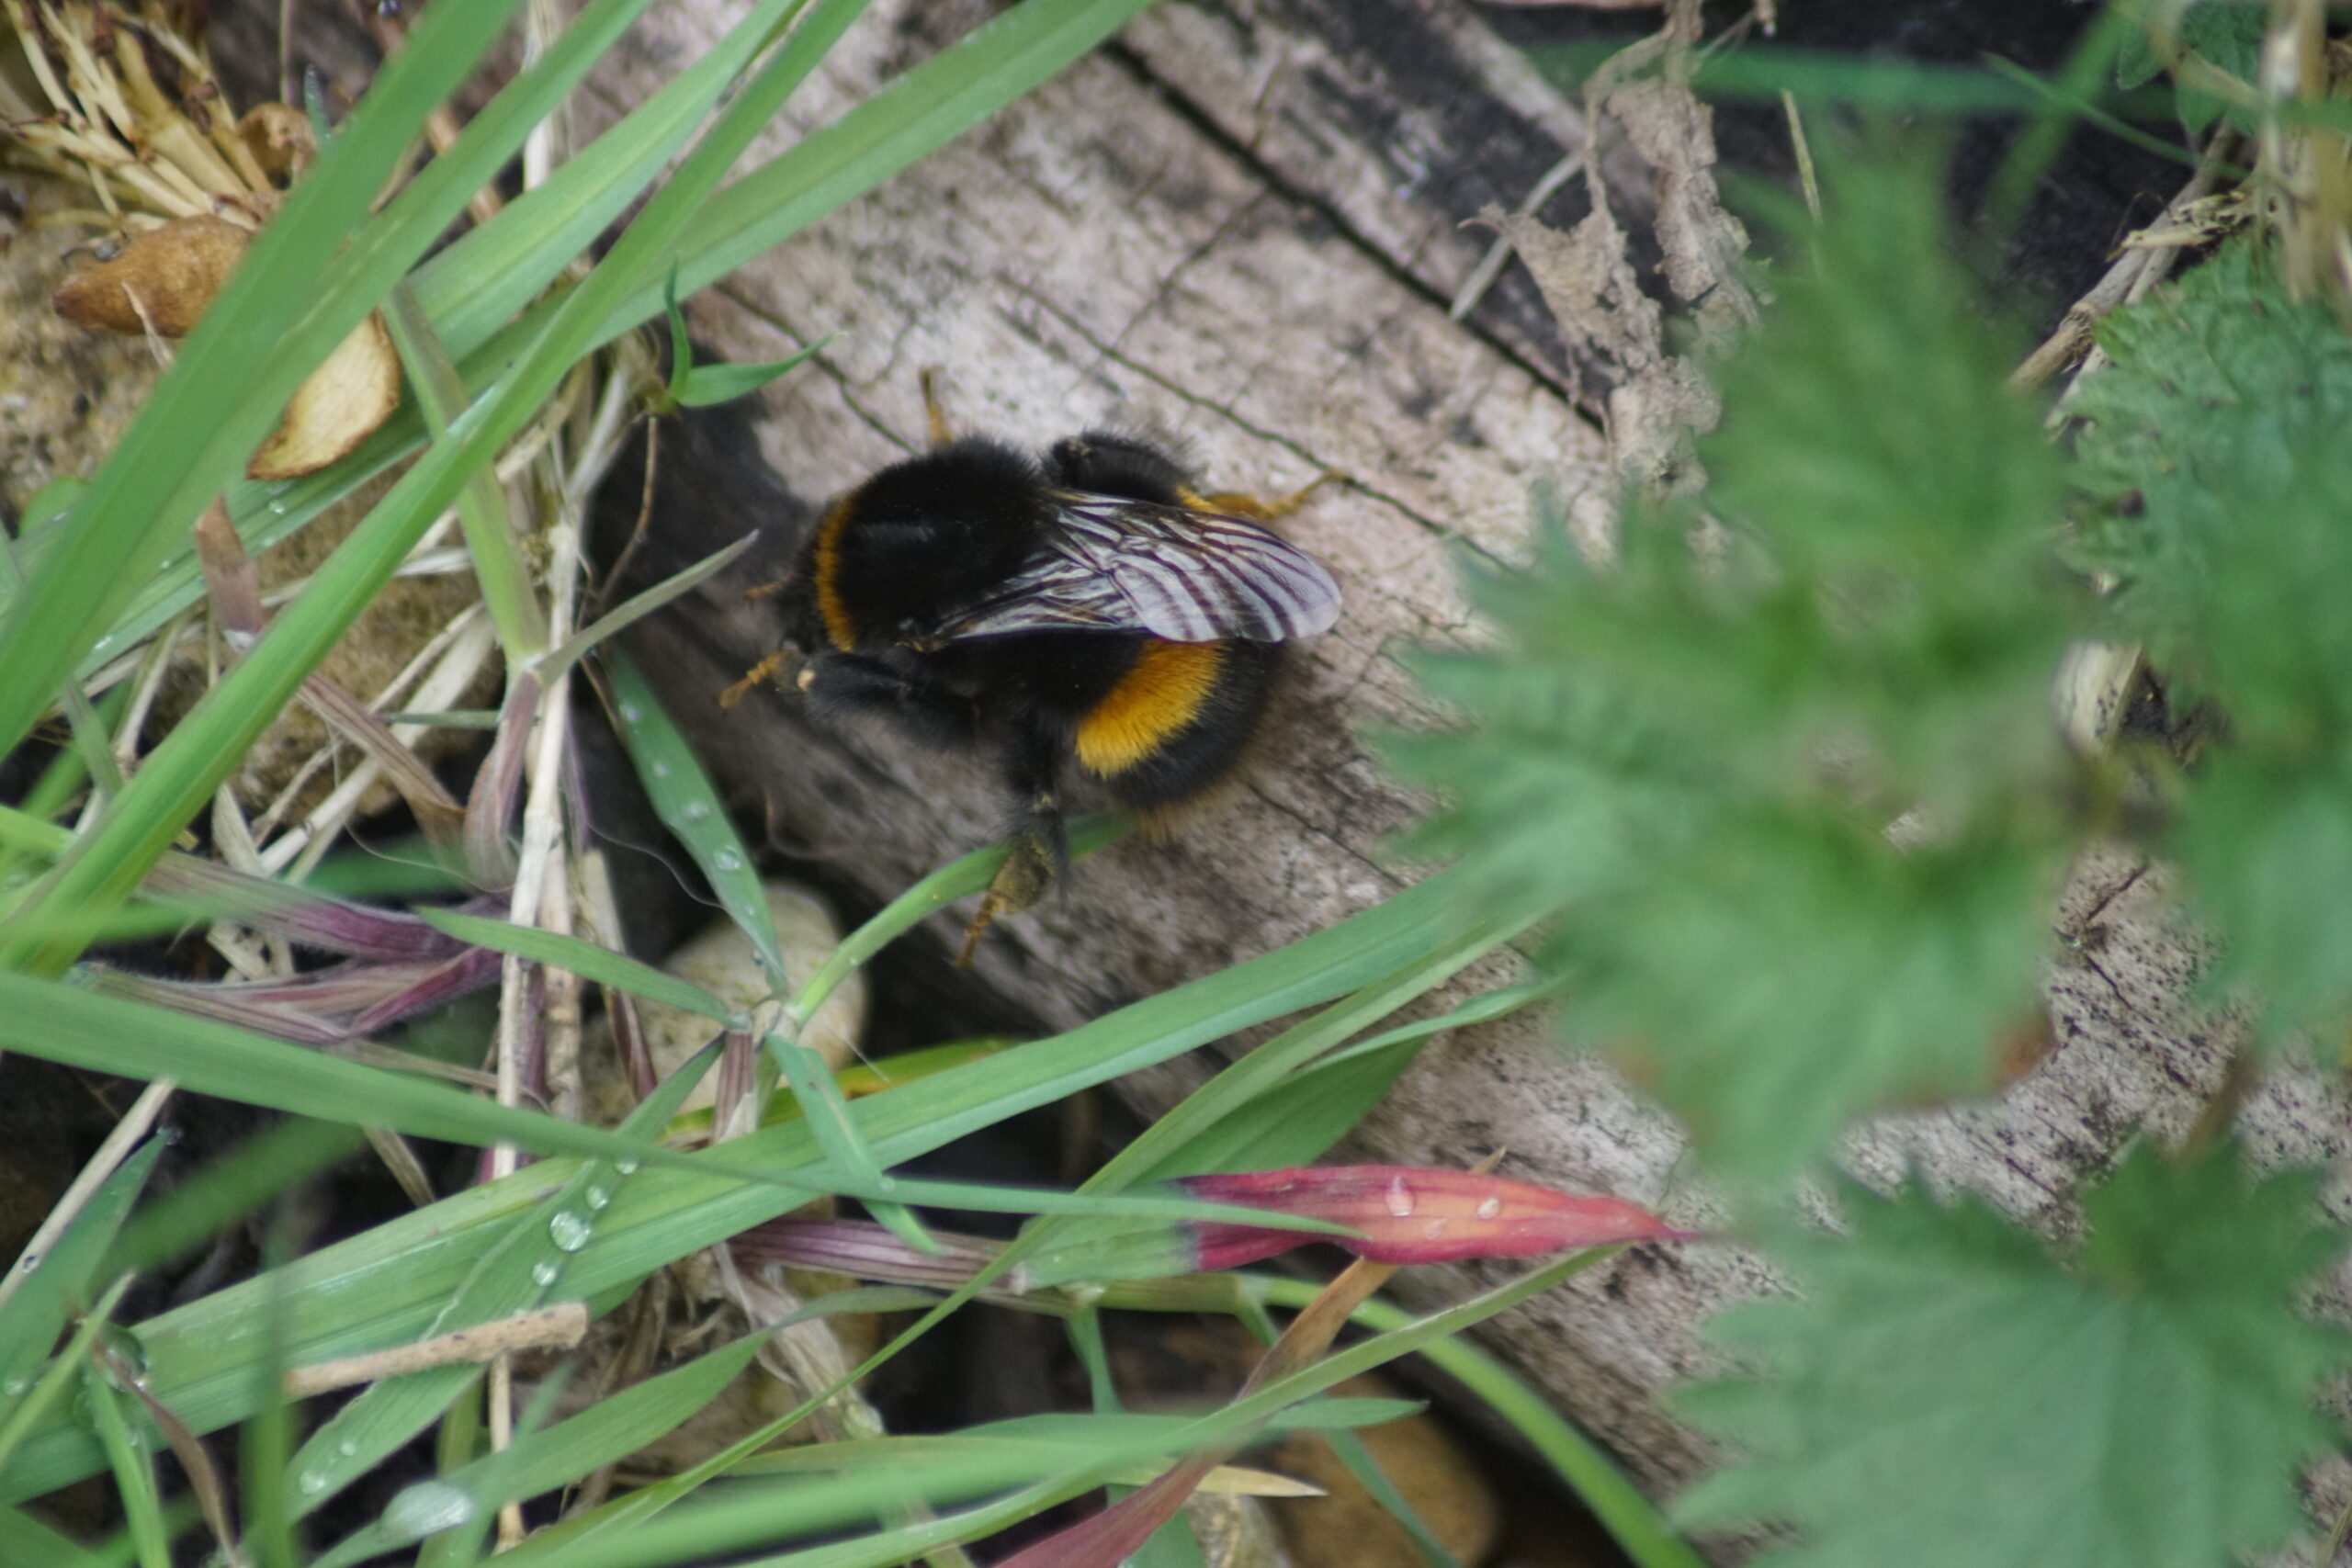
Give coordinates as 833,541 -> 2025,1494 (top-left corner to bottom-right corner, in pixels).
1074,640 -> 1225,776
1077,639 -> 1281,809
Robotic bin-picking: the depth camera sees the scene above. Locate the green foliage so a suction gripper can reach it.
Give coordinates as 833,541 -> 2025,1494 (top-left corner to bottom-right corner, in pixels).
1392,151 -> 2076,1179
660,265 -> 830,407
2114,0 -> 2265,131
1400,132 -> 2352,1557
1676,1145 -> 2349,1568
2068,237 -> 2352,1036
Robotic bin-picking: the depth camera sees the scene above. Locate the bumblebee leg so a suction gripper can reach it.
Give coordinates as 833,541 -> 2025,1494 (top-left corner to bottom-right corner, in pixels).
920,367 -> 954,446
957,723 -> 1069,964
719,649 -> 796,709
955,833 -> 1058,966
1186,467 -> 1344,523
743,572 -> 796,602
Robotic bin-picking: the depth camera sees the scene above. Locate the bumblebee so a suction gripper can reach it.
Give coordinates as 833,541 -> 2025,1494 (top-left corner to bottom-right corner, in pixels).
729,387 -> 1341,957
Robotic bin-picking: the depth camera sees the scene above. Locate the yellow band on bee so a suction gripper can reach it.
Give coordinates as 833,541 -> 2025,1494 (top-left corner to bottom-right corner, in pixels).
811,495 -> 859,650
1076,640 -> 1223,776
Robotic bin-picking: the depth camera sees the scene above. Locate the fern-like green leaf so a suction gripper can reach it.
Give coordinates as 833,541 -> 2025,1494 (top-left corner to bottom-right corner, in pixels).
1676,1145 -> 2349,1568
2070,236 -> 2352,1037
1392,147 -> 2075,1179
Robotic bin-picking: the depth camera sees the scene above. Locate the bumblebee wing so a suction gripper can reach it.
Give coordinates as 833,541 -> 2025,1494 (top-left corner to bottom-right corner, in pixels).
936,494 -> 1341,642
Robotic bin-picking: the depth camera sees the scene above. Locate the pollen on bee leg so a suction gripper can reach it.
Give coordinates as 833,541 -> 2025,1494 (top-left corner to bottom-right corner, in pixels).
719,650 -> 792,709
956,830 -> 1057,965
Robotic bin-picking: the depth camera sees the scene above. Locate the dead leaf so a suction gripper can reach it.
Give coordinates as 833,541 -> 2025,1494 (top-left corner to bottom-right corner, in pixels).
52,213 -> 252,337
246,310 -> 402,479
240,102 -> 317,185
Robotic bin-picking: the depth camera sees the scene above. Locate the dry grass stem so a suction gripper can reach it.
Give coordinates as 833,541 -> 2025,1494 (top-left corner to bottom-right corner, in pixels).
281,1303 -> 593,1397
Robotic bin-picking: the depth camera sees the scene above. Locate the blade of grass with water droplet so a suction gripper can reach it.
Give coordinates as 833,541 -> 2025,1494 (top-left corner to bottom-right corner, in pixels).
281,1041 -> 720,1517
4,870 -> 1477,1501
312,1332 -> 769,1568
0,1139 -> 163,1400
604,651 -> 784,982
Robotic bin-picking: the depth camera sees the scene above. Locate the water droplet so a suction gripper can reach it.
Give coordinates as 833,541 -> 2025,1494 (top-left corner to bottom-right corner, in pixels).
15,1251 -> 39,1273
1424,1218 -> 1448,1239
583,1184 -> 612,1212
384,1479 -> 474,1537
615,1159 -> 641,1176
1,1377 -> 28,1398
335,1438 -> 358,1458
1383,1177 -> 1415,1218
530,1258 -> 561,1288
650,761 -> 671,778
1474,1196 -> 1503,1221
268,500 -> 289,516
619,703 -> 642,725
547,1210 -> 592,1252
681,801 -> 711,822
712,849 -> 743,872
298,1470 -> 329,1495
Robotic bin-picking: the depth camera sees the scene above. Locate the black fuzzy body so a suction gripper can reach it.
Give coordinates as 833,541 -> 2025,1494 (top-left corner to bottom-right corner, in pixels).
778,432 -> 1287,867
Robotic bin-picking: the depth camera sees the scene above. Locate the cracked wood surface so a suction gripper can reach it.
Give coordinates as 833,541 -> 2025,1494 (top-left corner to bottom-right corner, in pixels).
583,0 -> 2328,1527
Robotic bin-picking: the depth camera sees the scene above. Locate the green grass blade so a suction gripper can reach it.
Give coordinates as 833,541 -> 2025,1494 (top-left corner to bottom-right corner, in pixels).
383,281 -> 548,659
541,536 -> 758,682
1,872 -> 1481,1499
0,969 -> 706,1168
312,1333 -> 767,1568
415,908 -> 741,1024
763,1031 -> 933,1254
0,1506 -> 103,1568
605,652 -> 785,980
105,1122 -> 367,1279
408,0 -> 817,360
1258,1281 -> 1708,1568
1138,977 -> 1554,1183
83,1371 -> 172,1568
787,816 -> 1125,1022
283,1043 -> 718,1517
1097,918 -> 1528,1190
0,1140 -> 163,1398
0,1272 -> 134,1476
593,0 -> 1160,346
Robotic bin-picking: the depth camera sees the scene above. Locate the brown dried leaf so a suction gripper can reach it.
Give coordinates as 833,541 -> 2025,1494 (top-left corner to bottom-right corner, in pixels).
246,309 -> 401,480
240,102 -> 316,185
51,212 -> 250,336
